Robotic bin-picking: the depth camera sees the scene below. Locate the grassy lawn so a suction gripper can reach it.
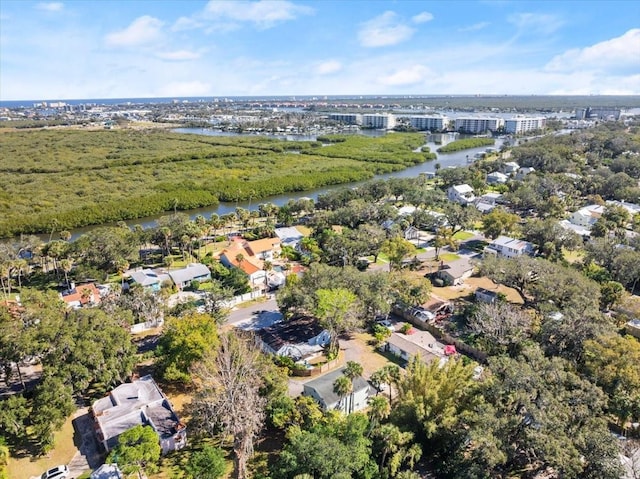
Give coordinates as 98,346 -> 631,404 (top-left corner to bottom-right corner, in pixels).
563,248 -> 584,264
437,253 -> 461,262
294,225 -> 312,236
7,412 -> 79,479
453,231 -> 474,241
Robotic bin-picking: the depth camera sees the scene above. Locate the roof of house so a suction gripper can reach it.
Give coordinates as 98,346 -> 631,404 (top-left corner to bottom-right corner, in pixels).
504,161 -> 520,169
491,236 -> 534,251
303,368 -> 370,406
438,258 -> 474,279
487,171 -> 508,179
451,184 -> 474,193
275,227 -> 305,244
222,251 -> 262,275
475,287 -> 499,297
61,283 -> 101,306
386,331 -> 442,363
92,376 -> 182,446
246,237 -> 281,255
475,202 -> 497,213
129,269 -> 161,287
168,263 -> 210,285
481,192 -> 503,200
257,316 -> 325,352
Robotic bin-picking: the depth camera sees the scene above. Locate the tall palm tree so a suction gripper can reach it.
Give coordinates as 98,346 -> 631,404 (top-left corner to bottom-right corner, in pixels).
343,361 -> 364,413
367,395 -> 390,436
60,258 -> 73,288
332,376 -> 352,414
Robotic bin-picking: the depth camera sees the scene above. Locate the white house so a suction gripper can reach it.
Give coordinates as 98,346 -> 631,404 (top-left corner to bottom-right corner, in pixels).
447,184 -> 475,205
484,236 -> 535,258
384,329 -> 450,366
92,375 -> 187,455
487,171 -> 508,184
569,204 -> 605,229
501,162 -> 520,174
275,227 -> 305,249
303,368 -> 371,414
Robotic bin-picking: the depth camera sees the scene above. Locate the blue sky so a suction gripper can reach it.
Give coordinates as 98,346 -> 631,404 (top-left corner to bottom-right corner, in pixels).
1,0 -> 638,100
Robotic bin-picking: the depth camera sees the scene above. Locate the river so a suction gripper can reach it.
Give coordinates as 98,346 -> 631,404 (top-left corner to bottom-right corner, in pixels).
57,130 -> 504,240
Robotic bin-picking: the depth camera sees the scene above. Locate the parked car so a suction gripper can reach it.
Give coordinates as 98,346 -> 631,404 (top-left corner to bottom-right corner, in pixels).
376,319 -> 395,331
40,465 -> 70,479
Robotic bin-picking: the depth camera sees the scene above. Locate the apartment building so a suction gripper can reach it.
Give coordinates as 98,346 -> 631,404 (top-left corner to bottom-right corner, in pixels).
328,113 -> 362,125
362,113 -> 396,129
454,117 -> 504,134
408,115 -> 449,131
504,117 -> 546,134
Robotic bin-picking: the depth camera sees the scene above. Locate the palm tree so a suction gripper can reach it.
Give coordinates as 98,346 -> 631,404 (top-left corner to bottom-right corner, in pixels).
332,376 -> 352,414
263,260 -> 273,288
367,395 -> 390,436
343,361 -> 364,413
60,258 -> 73,288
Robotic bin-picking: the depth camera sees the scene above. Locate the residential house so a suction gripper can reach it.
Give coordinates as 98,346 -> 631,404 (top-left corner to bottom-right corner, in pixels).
559,219 -> 592,238
167,263 -> 211,290
256,316 -> 330,361
515,167 -> 535,181
487,171 -> 508,184
303,368 -> 371,413
569,204 -> 605,229
384,328 -> 449,366
474,192 -> 503,214
484,236 -> 535,258
91,375 -> 186,454
275,227 -> 305,249
245,237 -> 281,261
219,239 -> 268,287
475,287 -> 499,304
436,258 -> 474,286
128,269 -> 166,292
501,162 -> 520,175
447,184 -> 475,205
61,283 -> 101,308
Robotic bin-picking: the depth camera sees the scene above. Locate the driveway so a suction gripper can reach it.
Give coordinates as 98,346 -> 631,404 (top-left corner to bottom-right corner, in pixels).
68,408 -> 103,478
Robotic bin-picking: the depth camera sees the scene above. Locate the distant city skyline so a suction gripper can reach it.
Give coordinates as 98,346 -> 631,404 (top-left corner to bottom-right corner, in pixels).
1,0 -> 639,101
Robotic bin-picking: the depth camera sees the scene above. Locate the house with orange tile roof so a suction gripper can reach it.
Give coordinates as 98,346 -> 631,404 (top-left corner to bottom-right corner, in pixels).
219,243 -> 267,287
61,283 -> 101,308
245,237 -> 281,261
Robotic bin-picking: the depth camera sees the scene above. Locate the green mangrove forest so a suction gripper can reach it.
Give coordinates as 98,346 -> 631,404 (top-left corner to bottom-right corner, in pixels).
0,129 -> 433,237
437,137 -> 495,153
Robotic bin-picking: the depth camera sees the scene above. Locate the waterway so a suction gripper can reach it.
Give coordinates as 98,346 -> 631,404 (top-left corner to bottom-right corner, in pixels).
56,130 -> 504,240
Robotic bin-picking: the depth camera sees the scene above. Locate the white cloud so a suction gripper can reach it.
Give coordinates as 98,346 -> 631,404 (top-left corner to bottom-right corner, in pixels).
172,16 -> 203,32
358,11 -> 415,47
545,29 -> 640,72
315,60 -> 342,75
35,2 -> 63,12
105,16 -> 164,48
155,81 -> 212,97
459,21 -> 490,32
203,0 -> 314,29
156,50 -> 202,61
380,65 -> 431,86
508,12 -> 564,34
412,12 -> 433,24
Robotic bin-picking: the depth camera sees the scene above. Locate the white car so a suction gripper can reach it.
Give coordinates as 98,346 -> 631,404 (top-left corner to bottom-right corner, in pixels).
40,465 -> 70,479
376,319 -> 395,331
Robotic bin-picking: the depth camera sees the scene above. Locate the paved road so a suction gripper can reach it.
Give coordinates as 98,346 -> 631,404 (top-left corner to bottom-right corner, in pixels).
226,297 -> 279,326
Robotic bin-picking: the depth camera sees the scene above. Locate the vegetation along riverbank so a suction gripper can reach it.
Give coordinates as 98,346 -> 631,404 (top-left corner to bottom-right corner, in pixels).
436,137 -> 496,153
0,129 -> 434,238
